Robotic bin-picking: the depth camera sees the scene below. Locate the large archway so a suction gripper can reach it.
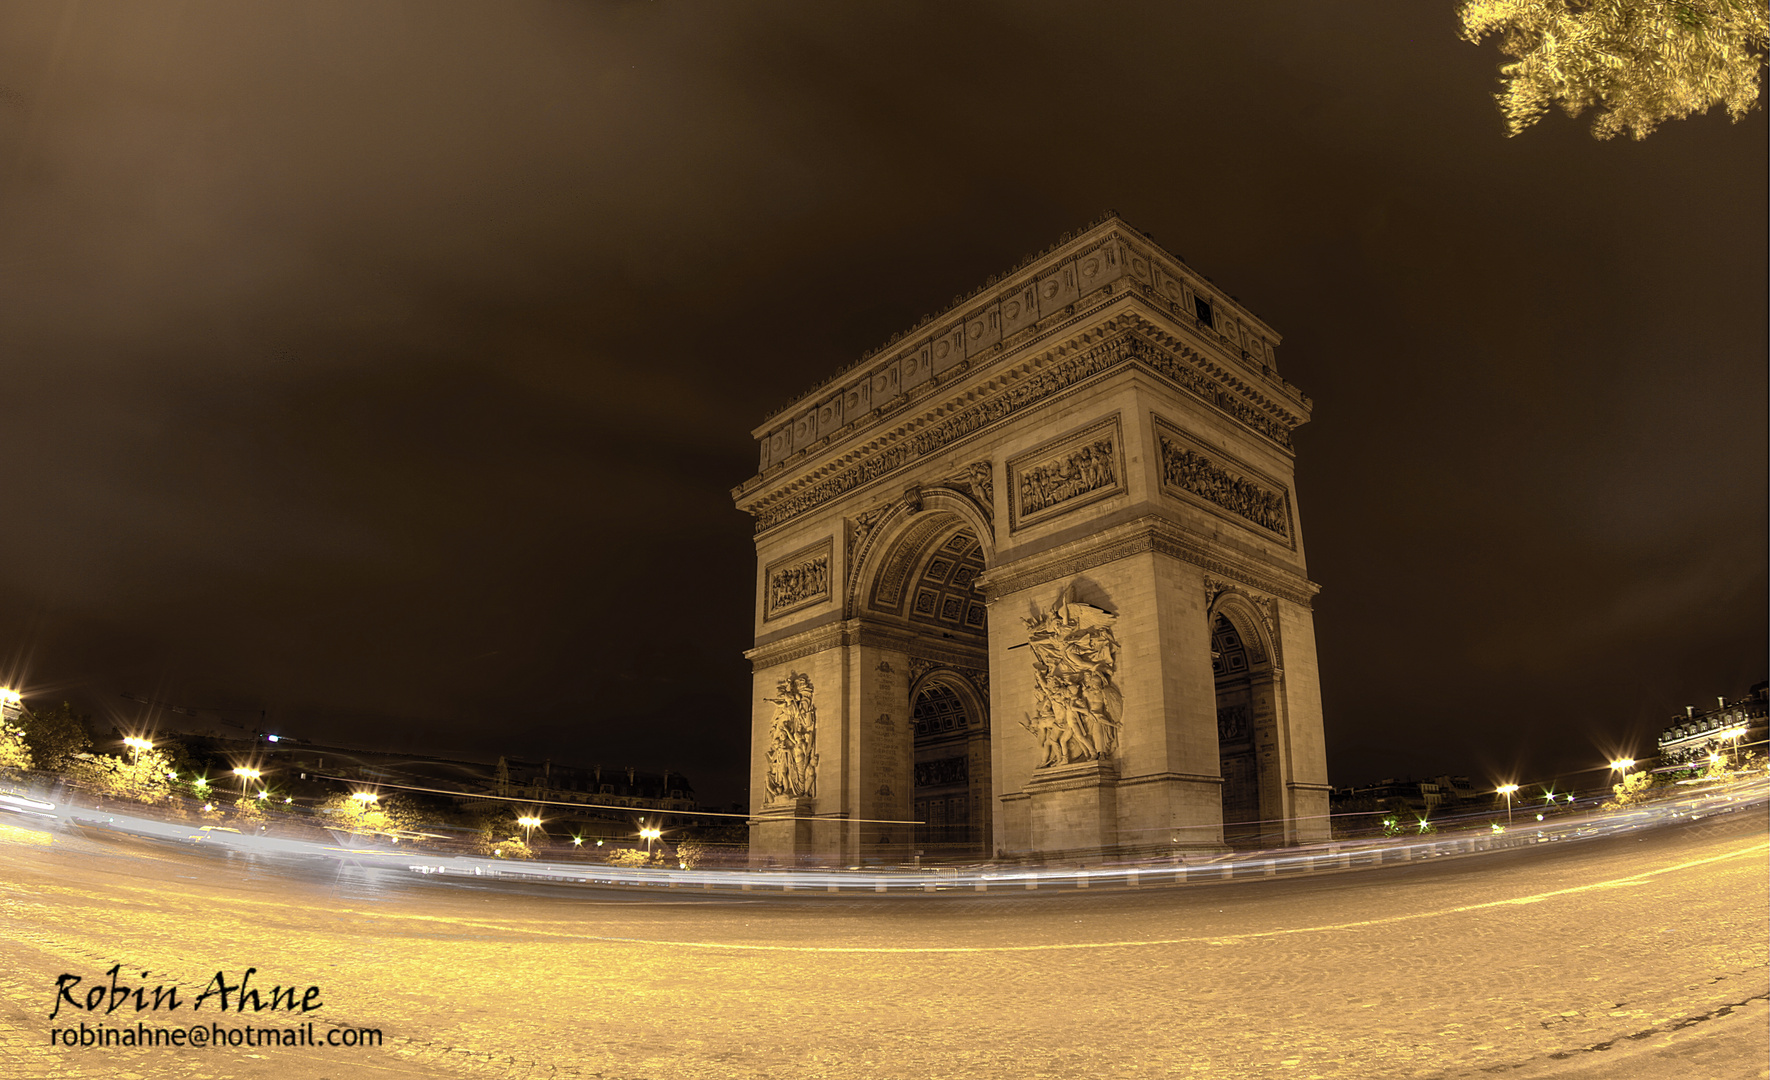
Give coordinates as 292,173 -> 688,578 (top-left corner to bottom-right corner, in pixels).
864,511 -> 992,861
910,673 -> 992,858
1210,598 -> 1283,848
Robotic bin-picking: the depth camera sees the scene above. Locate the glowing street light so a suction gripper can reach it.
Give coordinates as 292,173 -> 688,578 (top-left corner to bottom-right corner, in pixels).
1609,758 -> 1635,775
1496,783 -> 1520,824
232,767 -> 261,800
1717,726 -> 1747,766
123,736 -> 153,764
518,816 -> 541,844
350,791 -> 378,805
639,826 -> 662,860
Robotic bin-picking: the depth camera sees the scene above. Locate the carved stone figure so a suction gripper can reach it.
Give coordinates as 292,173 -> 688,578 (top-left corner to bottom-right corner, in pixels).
1217,704 -> 1250,743
950,459 -> 994,518
764,672 -> 819,800
1020,585 -> 1125,767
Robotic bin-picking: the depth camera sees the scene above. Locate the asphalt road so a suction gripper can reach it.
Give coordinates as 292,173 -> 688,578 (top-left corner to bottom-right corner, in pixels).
1,806 -> 1765,1080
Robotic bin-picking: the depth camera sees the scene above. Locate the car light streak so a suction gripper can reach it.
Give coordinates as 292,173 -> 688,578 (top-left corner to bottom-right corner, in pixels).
12,775 -> 1764,900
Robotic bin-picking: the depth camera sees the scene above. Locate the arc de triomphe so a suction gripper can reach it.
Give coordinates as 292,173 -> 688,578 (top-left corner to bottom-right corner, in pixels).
732,215 -> 1330,865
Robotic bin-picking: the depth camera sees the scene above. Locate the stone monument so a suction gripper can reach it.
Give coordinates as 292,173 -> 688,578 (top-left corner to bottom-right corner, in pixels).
733,214 -> 1331,865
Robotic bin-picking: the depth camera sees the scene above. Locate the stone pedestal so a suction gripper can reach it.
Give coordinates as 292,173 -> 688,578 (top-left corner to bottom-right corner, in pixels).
749,797 -> 818,867
1027,759 -> 1118,859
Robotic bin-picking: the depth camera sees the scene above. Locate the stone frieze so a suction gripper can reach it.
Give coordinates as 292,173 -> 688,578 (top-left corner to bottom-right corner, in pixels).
747,328 -> 1296,536
1158,436 -> 1290,538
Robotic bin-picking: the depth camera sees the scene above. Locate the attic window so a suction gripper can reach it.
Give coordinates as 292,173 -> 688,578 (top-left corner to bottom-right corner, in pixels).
1194,296 -> 1214,328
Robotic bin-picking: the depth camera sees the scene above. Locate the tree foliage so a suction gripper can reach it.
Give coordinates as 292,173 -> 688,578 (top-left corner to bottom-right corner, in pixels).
1601,768 -> 1660,809
1459,0 -> 1769,138
0,716 -> 34,775
66,749 -> 178,804
18,702 -> 92,772
318,792 -> 427,837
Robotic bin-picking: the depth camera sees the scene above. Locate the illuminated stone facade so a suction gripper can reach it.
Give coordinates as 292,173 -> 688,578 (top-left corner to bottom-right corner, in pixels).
734,215 -> 1331,865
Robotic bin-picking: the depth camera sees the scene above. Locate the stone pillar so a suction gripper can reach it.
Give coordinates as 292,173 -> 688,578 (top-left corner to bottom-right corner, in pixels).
1273,597 -> 1332,843
849,638 -> 912,865
1120,551 -> 1228,854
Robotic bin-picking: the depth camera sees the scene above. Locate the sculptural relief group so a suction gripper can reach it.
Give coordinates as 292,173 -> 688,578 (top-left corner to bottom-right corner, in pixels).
1021,587 -> 1125,768
764,672 -> 820,801
1158,437 -> 1288,537
1017,438 -> 1118,517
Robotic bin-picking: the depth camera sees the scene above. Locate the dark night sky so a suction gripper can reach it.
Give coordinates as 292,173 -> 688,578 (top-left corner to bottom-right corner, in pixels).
1,3 -> 1763,808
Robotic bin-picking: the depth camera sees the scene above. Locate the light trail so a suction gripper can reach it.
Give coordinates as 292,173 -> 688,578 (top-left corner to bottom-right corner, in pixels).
564,840 -> 1768,954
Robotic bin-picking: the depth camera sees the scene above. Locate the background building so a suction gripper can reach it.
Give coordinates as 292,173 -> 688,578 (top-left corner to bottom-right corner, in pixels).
1657,682 -> 1768,766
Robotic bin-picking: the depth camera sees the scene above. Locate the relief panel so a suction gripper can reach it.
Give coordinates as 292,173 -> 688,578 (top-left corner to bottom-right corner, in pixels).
763,538 -> 834,621
1006,414 -> 1125,532
1152,414 -> 1293,546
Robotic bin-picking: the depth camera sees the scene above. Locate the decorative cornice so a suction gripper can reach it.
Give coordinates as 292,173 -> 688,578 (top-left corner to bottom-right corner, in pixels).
1117,771 -> 1227,788
755,212 -> 1283,428
736,217 -> 1311,505
977,515 -> 1320,608
742,326 -> 1303,536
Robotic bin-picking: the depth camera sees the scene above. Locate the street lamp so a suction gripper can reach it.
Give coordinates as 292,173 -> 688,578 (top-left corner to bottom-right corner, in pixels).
518,816 -> 541,845
232,767 -> 261,800
639,826 -> 662,860
1717,726 -> 1747,766
123,737 -> 152,764
1496,783 -> 1519,825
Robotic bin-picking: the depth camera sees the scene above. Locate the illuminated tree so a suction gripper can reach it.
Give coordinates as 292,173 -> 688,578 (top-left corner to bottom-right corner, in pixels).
67,749 -> 177,804
672,838 -> 711,869
1601,768 -> 1660,809
318,792 -> 425,837
0,716 -> 34,775
489,838 -> 535,860
1458,0 -> 1768,138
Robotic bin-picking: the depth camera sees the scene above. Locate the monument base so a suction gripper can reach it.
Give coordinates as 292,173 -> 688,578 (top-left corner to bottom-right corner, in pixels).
748,797 -> 821,867
1026,759 -> 1119,860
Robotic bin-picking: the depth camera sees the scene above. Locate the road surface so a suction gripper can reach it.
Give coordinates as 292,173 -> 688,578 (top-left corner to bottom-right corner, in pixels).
0,804 -> 1764,1079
